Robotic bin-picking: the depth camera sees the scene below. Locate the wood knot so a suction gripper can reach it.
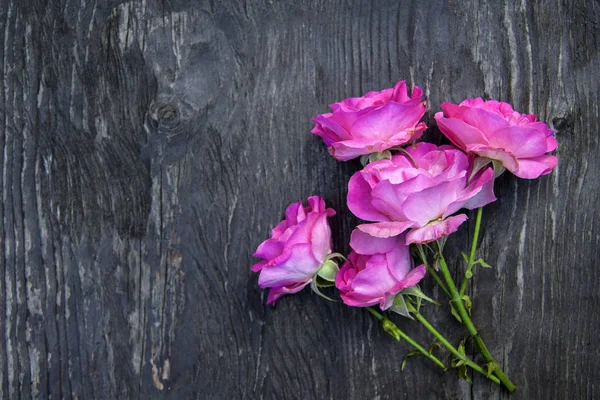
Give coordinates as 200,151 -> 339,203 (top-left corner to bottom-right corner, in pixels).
552,113 -> 574,136
156,104 -> 180,130
147,102 -> 181,133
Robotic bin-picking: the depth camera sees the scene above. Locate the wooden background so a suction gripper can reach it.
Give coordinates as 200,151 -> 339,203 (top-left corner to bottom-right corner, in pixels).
1,0 -> 598,398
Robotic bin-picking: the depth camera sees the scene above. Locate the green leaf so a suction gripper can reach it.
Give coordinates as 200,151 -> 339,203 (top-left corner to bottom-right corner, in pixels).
451,337 -> 472,379
359,154 -> 370,167
465,269 -> 473,280
309,279 -> 336,302
372,150 -> 392,162
390,295 -> 414,319
462,295 -> 472,315
400,286 -> 439,306
382,319 -> 402,342
401,357 -> 408,371
461,252 -> 469,263
457,364 -> 472,383
428,341 -> 442,356
457,338 -> 467,356
469,157 -> 493,182
449,301 -> 462,323
423,243 -> 435,254
361,151 -> 392,166
325,252 -> 347,262
492,159 -> 506,177
476,258 -> 492,268
401,350 -> 422,371
314,277 -> 335,288
436,237 -> 447,252
316,259 -> 339,282
410,246 -> 420,259
484,361 -> 499,377
451,358 -> 465,368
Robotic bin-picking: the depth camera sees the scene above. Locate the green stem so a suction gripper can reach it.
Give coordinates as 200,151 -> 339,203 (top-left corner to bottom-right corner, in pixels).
460,207 -> 483,297
416,244 -> 450,297
366,307 -> 447,370
435,243 -> 517,392
411,309 -> 500,386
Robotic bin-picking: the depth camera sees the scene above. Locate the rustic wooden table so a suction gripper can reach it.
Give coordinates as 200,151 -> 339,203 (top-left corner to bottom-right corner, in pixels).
1,0 -> 598,399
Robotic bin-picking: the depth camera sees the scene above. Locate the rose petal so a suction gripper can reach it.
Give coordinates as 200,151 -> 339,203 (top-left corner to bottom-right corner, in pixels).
348,171 -> 391,221
357,221 -> 415,238
351,101 -> 426,140
253,238 -> 284,261
388,264 -> 426,294
405,214 -> 468,244
384,236 -> 413,281
328,138 -> 386,161
392,80 -> 411,103
546,135 -> 558,152
258,243 -> 320,288
467,145 -> 519,174
335,258 -> 358,292
339,293 -> 381,308
310,212 -> 333,262
514,155 -> 558,179
267,280 -> 312,305
350,229 -> 398,255
251,260 -> 268,273
401,177 -> 466,226
458,106 -> 510,135
435,113 -> 490,149
285,201 -> 303,226
455,167 -> 497,212
488,126 -> 549,158
270,219 -> 289,240
350,254 -> 397,299
312,113 -> 352,142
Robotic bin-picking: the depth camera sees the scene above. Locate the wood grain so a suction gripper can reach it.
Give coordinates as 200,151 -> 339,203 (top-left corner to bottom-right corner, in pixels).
0,0 -> 598,398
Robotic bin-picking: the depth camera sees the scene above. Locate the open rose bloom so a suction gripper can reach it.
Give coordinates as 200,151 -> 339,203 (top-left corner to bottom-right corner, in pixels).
435,98 -> 558,179
252,196 -> 336,304
336,230 -> 426,310
348,142 -> 496,244
311,81 -> 427,161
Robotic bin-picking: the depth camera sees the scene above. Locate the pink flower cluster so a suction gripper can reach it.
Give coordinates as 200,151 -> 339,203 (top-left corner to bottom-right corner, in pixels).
252,81 -> 558,310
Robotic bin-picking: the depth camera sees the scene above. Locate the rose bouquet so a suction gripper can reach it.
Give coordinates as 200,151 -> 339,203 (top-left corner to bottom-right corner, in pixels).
252,81 -> 558,392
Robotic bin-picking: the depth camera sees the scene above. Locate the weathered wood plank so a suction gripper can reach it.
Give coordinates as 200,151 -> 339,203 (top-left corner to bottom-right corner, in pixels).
0,0 -> 598,399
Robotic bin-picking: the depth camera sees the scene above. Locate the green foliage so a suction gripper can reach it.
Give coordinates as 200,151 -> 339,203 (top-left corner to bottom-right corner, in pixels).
484,361 -> 499,378
309,279 -> 336,302
390,295 -> 414,319
316,259 -> 339,282
382,318 -> 402,342
449,300 -> 462,323
400,286 -> 439,307
462,295 -> 472,315
457,364 -> 472,383
401,350 -> 422,371
451,337 -> 472,383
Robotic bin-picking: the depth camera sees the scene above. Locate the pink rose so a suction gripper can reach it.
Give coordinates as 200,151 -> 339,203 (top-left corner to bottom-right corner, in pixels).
435,98 -> 558,179
311,81 -> 427,161
335,230 -> 426,309
347,142 -> 496,244
252,196 -> 336,305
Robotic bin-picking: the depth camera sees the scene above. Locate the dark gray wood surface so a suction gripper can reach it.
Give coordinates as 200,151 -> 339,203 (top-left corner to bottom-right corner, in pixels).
1,0 -> 598,399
